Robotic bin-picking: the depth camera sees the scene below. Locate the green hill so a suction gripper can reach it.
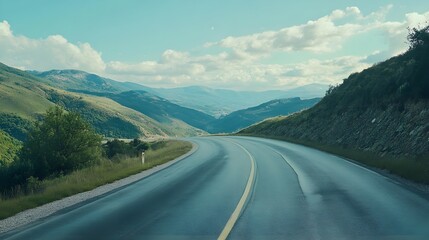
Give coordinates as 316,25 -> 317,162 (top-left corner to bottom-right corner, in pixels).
207,97 -> 320,133
241,27 -> 429,183
29,69 -> 151,93
108,91 -> 216,130
28,70 -> 327,117
26,69 -> 209,135
72,90 -> 214,133
0,63 -> 202,139
0,63 -> 56,118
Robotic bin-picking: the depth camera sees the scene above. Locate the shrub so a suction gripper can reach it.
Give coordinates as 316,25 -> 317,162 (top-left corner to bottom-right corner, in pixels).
21,106 -> 102,179
103,138 -> 149,159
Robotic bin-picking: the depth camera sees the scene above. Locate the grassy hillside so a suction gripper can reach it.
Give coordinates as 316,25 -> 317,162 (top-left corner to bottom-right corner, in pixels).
241,27 -> 429,183
29,69 -> 151,93
0,63 -> 56,118
0,130 -> 21,167
111,91 -> 215,130
74,90 -> 214,132
28,69 -> 205,136
29,68 -> 328,117
0,63 -> 201,139
207,97 -> 320,133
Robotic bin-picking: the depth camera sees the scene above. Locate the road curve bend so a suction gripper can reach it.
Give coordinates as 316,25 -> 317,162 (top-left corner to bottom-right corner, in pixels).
1,136 -> 428,240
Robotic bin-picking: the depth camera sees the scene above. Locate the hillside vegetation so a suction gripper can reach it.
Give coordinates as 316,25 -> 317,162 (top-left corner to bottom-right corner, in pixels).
26,68 -> 326,133
207,97 -> 320,133
0,130 -> 21,167
0,106 -> 192,219
0,63 -> 55,118
241,26 -> 429,183
0,63 -> 201,139
28,70 -> 327,117
0,113 -> 33,141
29,69 -> 150,93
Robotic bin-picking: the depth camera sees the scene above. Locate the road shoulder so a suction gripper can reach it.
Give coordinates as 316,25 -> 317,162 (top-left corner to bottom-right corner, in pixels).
0,142 -> 198,234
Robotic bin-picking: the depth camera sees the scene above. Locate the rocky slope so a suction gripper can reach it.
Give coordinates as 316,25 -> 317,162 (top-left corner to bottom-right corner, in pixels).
241,27 -> 429,179
207,97 -> 320,133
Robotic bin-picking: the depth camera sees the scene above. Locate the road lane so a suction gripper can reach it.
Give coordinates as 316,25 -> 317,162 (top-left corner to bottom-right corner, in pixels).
1,136 -> 429,240
230,136 -> 429,239
1,138 -> 252,240
227,139 -> 309,240
218,140 -> 256,240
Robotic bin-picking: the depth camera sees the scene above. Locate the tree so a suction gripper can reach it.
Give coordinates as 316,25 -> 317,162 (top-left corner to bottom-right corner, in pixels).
407,24 -> 429,50
103,138 -> 149,159
21,106 -> 102,179
130,138 -> 149,153
104,139 -> 130,158
407,24 -> 429,98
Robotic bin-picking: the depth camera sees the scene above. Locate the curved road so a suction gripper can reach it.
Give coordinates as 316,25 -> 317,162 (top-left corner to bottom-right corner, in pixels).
1,136 -> 429,239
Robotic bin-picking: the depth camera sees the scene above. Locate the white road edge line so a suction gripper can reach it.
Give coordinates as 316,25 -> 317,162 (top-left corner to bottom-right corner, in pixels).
218,140 -> 256,240
0,142 -> 199,234
269,147 -> 306,196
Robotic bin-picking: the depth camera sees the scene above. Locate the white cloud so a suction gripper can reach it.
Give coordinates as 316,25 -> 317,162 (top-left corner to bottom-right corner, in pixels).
1,6 -> 429,91
208,6 -> 366,55
0,20 -> 105,73
367,10 -> 429,61
406,11 -> 429,29
207,6 -> 429,61
0,21 -> 13,37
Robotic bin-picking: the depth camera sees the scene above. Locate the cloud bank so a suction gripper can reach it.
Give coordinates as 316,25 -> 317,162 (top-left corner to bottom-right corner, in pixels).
0,6 -> 428,90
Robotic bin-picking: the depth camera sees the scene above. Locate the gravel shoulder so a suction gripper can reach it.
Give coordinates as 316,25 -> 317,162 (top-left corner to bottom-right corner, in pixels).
0,142 -> 198,234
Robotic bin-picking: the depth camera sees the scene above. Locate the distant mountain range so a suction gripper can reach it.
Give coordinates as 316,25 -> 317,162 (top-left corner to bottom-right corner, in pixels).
150,84 -> 327,117
29,69 -> 151,93
0,63 -> 326,141
30,69 -> 328,117
0,63 -> 203,140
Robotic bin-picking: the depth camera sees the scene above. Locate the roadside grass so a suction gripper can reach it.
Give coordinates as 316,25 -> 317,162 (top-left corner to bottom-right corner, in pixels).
0,140 -> 192,220
238,134 -> 429,184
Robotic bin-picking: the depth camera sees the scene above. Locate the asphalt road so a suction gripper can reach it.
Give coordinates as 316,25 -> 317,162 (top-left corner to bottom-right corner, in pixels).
1,136 -> 429,240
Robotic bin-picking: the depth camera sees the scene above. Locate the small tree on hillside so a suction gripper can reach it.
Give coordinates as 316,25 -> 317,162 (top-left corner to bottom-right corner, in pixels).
406,24 -> 429,99
104,138 -> 149,159
130,138 -> 149,154
104,139 -> 130,158
407,24 -> 429,49
22,106 -> 102,179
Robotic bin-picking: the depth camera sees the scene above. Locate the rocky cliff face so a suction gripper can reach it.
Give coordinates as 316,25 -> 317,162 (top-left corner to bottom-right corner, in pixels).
249,101 -> 429,159
241,26 -> 429,160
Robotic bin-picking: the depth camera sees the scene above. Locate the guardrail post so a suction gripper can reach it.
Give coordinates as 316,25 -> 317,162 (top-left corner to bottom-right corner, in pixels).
141,151 -> 145,164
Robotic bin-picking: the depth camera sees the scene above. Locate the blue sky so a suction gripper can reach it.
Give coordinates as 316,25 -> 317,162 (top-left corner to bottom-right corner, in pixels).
1,0 -> 429,90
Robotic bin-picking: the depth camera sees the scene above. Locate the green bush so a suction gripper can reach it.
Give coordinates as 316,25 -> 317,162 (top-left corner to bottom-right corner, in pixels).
0,140 -> 192,219
21,106 -> 102,179
103,138 -> 149,159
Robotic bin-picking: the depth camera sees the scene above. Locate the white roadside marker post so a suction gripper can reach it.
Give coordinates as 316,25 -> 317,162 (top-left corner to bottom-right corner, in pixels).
141,151 -> 145,165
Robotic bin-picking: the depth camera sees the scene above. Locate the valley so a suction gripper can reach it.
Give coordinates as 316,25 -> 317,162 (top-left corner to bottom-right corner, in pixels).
1,63 -> 322,141
1,2 -> 429,239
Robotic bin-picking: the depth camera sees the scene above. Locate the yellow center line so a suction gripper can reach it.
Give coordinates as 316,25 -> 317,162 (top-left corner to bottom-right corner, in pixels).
218,140 -> 256,240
